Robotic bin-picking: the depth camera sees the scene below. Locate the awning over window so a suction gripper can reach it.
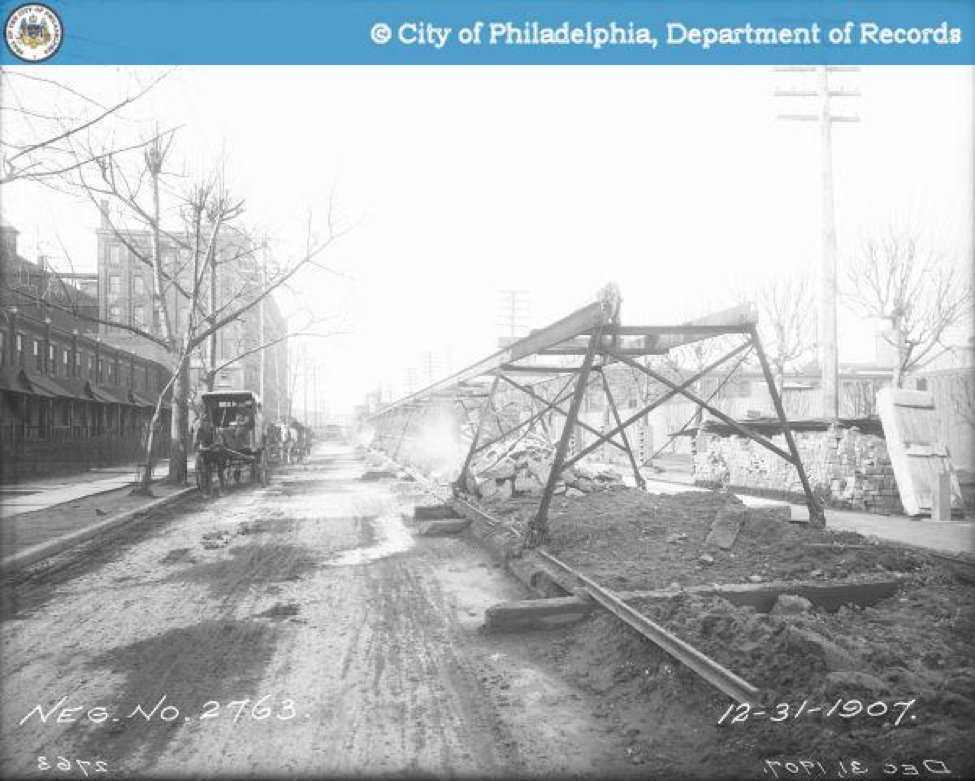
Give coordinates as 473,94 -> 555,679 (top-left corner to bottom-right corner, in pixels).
89,384 -> 136,406
26,374 -> 90,401
0,367 -> 36,395
130,389 -> 170,410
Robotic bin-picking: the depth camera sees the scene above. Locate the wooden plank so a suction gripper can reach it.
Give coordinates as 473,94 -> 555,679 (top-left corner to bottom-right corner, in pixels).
876,388 -> 965,517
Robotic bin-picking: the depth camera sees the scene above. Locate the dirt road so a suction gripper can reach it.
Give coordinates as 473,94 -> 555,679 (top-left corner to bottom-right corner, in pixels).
1,444 -> 634,778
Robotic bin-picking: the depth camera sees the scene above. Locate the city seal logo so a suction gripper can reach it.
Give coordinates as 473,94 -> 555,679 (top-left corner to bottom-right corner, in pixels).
5,4 -> 63,62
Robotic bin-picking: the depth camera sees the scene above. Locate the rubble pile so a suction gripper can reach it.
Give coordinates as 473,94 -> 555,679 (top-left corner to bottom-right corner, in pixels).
465,432 -> 625,500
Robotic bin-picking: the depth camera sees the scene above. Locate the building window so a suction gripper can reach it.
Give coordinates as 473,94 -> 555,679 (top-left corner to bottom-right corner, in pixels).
63,350 -> 69,367
16,333 -> 23,354
133,276 -> 146,297
108,275 -> 121,297
916,378 -> 928,392
133,305 -> 146,328
109,244 -> 122,265
109,304 -> 121,322
75,351 -> 81,367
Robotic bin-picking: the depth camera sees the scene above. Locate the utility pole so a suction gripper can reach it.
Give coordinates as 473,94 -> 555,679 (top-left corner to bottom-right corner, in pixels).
259,252 -> 266,405
419,351 -> 441,386
496,289 -> 531,346
303,356 -> 309,424
403,367 -> 419,395
312,364 -> 319,429
775,65 -> 859,420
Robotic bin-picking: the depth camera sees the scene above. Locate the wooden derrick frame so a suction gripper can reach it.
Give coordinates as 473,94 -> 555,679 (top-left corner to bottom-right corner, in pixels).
363,284 -> 826,545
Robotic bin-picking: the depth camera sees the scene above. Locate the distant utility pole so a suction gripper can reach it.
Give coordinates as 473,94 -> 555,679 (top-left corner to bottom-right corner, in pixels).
419,351 -> 441,386
403,367 -> 419,395
496,289 -> 531,343
259,252 -> 267,405
775,65 -> 860,421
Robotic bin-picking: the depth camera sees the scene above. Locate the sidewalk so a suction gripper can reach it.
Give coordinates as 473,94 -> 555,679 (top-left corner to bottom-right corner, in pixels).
638,473 -> 975,556
0,460 -> 179,520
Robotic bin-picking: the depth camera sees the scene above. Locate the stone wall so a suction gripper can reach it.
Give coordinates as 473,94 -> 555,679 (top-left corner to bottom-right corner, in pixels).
693,424 -> 903,514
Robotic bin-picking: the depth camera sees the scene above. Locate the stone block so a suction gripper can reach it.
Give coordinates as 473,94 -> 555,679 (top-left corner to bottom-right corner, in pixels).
414,504 -> 460,520
824,671 -> 890,698
416,518 -> 471,536
705,502 -> 746,550
770,594 -> 813,616
514,475 -> 542,495
484,596 -> 596,632
785,626 -> 858,671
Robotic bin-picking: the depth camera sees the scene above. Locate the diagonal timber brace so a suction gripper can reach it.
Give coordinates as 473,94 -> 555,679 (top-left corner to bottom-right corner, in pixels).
560,340 -> 753,473
605,346 -> 796,464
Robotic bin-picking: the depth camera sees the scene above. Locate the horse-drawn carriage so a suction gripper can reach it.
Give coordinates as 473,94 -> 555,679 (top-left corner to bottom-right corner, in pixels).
194,390 -> 270,496
264,419 -> 311,466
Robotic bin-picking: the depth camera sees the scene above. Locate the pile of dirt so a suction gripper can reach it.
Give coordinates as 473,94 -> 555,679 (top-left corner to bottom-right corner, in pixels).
538,567 -> 975,778
478,487 -> 929,591
629,567 -> 975,775
484,485 -> 974,775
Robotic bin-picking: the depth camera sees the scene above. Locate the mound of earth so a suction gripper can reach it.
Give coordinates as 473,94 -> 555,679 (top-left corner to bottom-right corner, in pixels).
478,487 -> 934,591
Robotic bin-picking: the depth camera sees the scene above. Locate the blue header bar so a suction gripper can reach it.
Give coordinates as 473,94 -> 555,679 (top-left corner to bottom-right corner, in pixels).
2,1 -> 973,65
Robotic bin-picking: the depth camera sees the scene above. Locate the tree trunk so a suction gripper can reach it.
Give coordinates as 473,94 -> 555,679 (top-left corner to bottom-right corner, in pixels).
132,407 -> 162,496
168,358 -> 190,484
893,364 -> 905,389
208,248 -> 218,388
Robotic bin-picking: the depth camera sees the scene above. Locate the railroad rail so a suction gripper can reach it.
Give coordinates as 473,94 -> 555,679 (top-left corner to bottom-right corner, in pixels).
369,448 -> 761,705
537,549 -> 759,704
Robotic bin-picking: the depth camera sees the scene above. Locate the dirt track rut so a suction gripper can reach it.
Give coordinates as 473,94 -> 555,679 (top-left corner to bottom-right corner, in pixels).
1,445 -> 630,778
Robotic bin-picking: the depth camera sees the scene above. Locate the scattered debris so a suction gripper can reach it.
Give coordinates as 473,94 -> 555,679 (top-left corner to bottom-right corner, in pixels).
466,432 -> 624,501
201,529 -> 231,549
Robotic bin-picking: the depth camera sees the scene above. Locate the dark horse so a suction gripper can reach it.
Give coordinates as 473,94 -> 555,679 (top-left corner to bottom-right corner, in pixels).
194,418 -> 229,497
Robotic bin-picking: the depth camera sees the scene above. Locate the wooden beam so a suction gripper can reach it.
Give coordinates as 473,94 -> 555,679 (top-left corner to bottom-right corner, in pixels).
368,285 -> 620,421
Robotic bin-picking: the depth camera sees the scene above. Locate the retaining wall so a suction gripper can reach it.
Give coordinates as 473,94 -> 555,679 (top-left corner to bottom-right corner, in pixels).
693,424 -> 903,514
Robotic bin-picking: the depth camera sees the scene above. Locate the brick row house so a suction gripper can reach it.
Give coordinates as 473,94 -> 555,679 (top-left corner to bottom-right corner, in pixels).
1,220 -> 172,480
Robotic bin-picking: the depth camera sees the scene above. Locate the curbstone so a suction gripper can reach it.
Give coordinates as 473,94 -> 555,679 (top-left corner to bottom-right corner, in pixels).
413,504 -> 461,521
1,487 -> 197,573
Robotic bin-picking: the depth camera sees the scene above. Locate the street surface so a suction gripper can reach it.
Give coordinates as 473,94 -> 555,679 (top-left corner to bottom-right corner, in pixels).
1,444 -> 630,778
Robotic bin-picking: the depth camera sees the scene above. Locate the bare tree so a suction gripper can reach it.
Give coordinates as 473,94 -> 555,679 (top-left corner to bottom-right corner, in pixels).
16,128 -> 350,490
735,275 -> 817,393
0,68 -> 168,187
845,224 -> 973,388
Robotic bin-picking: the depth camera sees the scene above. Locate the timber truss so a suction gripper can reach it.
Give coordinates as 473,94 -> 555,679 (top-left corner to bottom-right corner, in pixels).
365,284 -> 825,545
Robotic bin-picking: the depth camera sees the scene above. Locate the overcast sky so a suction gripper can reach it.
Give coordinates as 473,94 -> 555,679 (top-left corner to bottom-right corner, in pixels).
3,65 -> 972,415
